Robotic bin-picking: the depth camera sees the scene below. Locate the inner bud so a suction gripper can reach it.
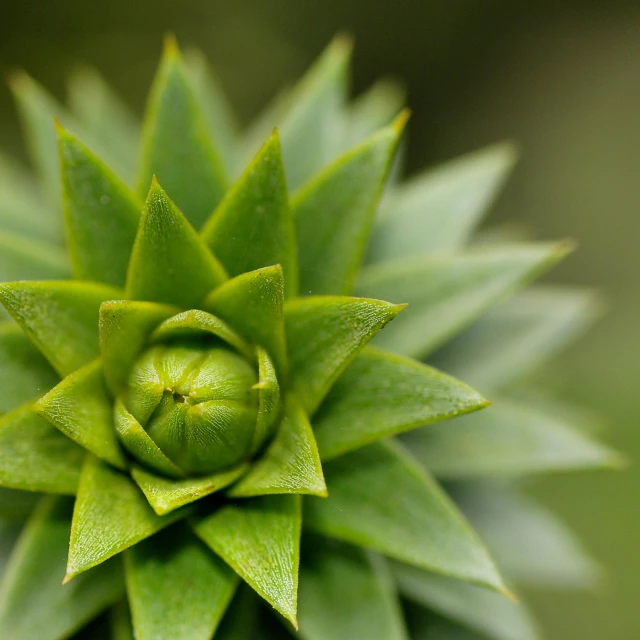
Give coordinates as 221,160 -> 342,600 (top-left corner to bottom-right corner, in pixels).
122,343 -> 258,475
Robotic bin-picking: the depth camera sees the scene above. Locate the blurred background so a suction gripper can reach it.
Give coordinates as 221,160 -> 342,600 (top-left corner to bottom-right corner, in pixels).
0,1 -> 638,638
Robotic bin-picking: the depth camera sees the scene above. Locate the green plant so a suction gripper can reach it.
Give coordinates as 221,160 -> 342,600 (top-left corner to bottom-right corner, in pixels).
0,35 -> 620,640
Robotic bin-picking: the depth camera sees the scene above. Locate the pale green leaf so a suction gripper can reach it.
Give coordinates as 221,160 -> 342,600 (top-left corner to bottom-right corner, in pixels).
137,37 -> 228,229
100,300 -> 178,395
58,126 -> 142,287
0,496 -> 124,640
0,405 -> 84,494
66,455 -> 188,581
304,440 -> 506,593
293,114 -> 406,295
313,346 -> 488,461
357,243 -> 572,359
34,359 -> 127,469
126,178 -> 227,308
229,397 -> 326,498
202,265 -> 287,374
368,142 -> 518,263
132,463 -> 247,515
251,346 -> 281,455
0,322 -> 58,415
298,538 -> 408,640
285,296 -> 404,415
201,133 -> 298,296
193,494 -> 301,627
0,231 -> 70,282
393,563 -> 538,640
0,280 -> 122,377
125,523 -> 238,640
405,396 -> 622,478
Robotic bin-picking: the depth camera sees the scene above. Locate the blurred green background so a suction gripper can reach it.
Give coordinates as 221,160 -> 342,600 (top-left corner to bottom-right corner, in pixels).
1,2 -> 638,638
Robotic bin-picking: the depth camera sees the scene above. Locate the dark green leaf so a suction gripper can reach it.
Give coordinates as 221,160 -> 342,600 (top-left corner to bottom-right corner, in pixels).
304,441 -> 506,594
0,488 -> 40,523
285,296 -> 404,415
0,496 -> 124,640
137,37 -> 228,229
368,142 -> 518,263
0,405 -> 84,494
109,600 -> 135,640
126,178 -> 227,308
251,346 -> 281,455
357,243 -> 572,359
34,360 -> 127,469
0,280 -> 122,377
0,322 -> 58,415
229,397 -> 326,498
125,523 -> 238,640
298,538 -> 408,640
293,113 -> 406,295
313,346 -> 488,461
58,125 -> 142,287
193,494 -> 301,627
66,456 -> 188,581
215,585 -> 260,640
0,231 -> 70,282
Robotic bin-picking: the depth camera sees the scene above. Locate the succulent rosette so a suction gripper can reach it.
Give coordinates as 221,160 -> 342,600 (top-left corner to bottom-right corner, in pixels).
0,36 -> 620,640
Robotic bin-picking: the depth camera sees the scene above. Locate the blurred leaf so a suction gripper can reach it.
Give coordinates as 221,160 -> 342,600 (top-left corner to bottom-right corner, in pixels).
66,456 -> 188,581
313,346 -> 488,461
357,243 -> 572,359
0,496 -> 123,640
0,519 -> 21,579
293,114 -> 406,295
285,296 -> 404,415
109,600 -> 134,640
304,440 -> 506,594
125,523 -> 238,640
298,538 -> 408,640
126,179 -> 227,308
137,37 -> 228,229
0,280 -> 122,377
406,605 -> 487,640
0,405 -> 83,494
393,562 -> 537,640
215,585 -> 260,640
0,231 -> 70,282
58,126 -> 142,287
0,488 -> 40,523
34,360 -> 127,469
201,133 -> 298,297
368,143 -> 518,263
193,494 -> 301,627
229,397 -> 326,498
251,346 -> 281,455
404,396 -> 622,478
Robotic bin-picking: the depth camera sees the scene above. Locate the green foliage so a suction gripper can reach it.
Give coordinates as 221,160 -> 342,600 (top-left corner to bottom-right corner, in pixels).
0,34 -> 618,640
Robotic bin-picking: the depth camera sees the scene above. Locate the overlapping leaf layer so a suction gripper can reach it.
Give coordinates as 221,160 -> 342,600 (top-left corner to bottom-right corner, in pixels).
0,36 -> 617,640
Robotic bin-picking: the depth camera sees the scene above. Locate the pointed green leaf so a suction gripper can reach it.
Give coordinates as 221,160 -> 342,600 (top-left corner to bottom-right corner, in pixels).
0,322 -> 58,415
132,463 -> 248,515
201,134 -> 298,296
0,231 -> 69,282
298,538 -> 408,640
304,440 -> 506,593
202,265 -> 287,374
369,142 -> 518,264
137,37 -> 228,229
58,126 -> 142,287
0,405 -> 84,494
100,300 -> 178,395
193,494 -> 301,627
229,397 -> 325,498
126,179 -> 227,308
433,286 -> 601,391
251,346 -> 282,455
285,296 -> 404,415
0,496 -> 124,640
357,243 -> 572,359
125,523 -> 238,640
0,280 -> 122,377
293,114 -> 406,295
404,396 -> 622,478
34,360 -> 127,469
393,563 -> 537,640
455,483 -> 601,589
66,456 -> 188,581
314,346 -> 488,461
